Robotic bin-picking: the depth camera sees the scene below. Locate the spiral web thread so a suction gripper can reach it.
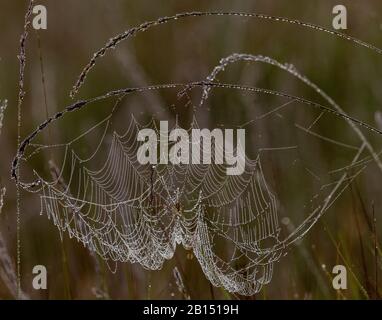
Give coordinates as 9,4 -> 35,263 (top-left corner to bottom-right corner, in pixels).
35,114 -> 281,295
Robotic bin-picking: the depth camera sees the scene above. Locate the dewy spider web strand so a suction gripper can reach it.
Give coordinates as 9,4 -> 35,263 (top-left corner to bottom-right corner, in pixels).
13,9 -> 382,295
